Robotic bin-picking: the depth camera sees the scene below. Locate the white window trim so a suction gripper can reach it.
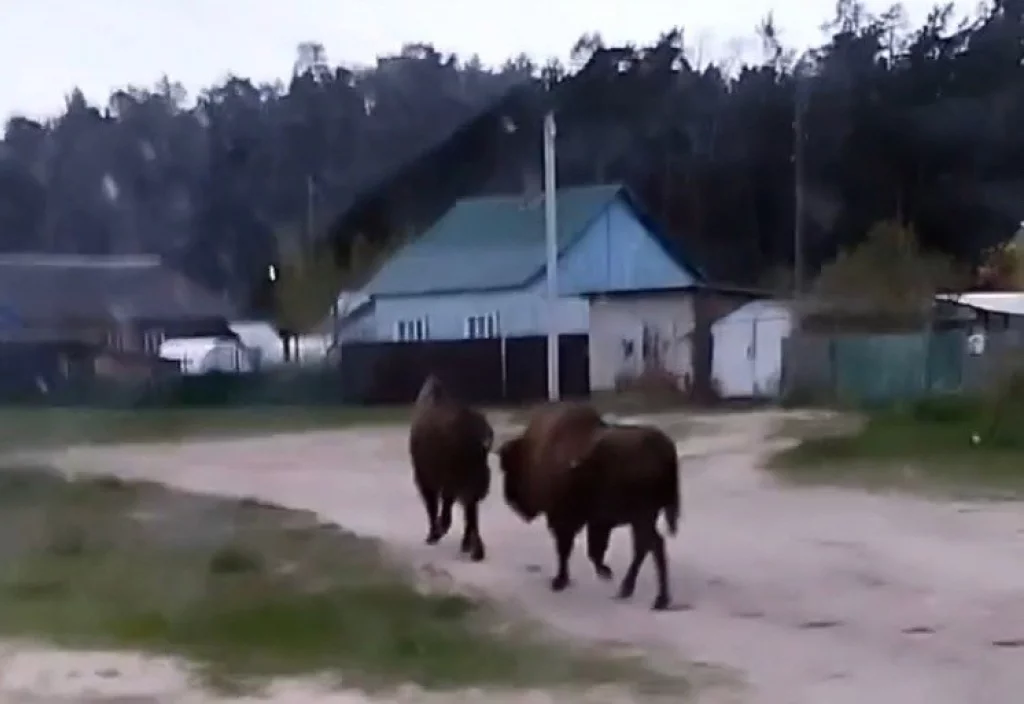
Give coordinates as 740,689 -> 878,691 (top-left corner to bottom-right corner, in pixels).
464,312 -> 500,340
394,316 -> 430,342
144,329 -> 165,354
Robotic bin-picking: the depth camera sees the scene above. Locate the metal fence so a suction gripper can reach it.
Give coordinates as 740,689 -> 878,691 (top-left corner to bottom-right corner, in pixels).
781,328 -> 1024,405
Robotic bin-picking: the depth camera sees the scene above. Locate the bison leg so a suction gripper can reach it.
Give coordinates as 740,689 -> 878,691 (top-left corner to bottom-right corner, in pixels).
549,522 -> 581,592
586,524 -> 613,580
648,531 -> 671,611
438,496 -> 454,538
616,522 -> 653,602
416,481 -> 443,545
459,500 -> 485,562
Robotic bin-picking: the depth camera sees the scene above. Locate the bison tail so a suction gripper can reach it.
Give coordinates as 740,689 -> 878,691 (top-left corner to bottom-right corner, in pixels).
663,501 -> 679,536
662,452 -> 682,536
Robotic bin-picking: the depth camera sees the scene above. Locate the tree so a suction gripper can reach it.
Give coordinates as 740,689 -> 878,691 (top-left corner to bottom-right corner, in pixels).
0,4 -> 1022,327
811,220 -> 967,325
977,226 -> 1024,290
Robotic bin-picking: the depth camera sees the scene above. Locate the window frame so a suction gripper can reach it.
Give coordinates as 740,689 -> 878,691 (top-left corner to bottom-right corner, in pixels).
464,312 -> 499,339
394,316 -> 430,342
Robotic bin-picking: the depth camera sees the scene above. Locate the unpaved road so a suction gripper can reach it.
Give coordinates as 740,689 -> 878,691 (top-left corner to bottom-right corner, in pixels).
11,410 -> 1024,704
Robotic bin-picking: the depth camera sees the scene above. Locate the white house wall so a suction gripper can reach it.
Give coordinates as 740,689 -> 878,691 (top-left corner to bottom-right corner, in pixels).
588,294 -> 696,391
368,284 -> 589,341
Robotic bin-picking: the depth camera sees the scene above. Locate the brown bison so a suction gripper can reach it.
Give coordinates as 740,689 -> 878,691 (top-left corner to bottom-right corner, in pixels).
409,375 -> 494,561
498,403 -> 682,610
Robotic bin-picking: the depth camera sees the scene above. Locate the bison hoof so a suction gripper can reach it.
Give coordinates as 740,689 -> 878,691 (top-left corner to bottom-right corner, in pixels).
651,595 -> 671,611
616,584 -> 636,600
594,564 -> 613,581
425,531 -> 443,545
463,539 -> 485,561
550,575 -> 570,592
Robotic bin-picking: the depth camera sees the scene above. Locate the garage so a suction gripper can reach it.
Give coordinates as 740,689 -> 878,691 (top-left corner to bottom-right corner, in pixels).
711,300 -> 794,399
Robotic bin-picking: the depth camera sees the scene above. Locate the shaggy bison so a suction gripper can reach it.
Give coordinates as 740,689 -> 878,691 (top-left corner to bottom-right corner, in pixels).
498,403 -> 682,610
409,375 -> 494,561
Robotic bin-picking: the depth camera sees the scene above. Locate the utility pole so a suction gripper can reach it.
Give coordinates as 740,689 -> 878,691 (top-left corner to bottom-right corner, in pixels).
793,63 -> 808,299
295,173 -> 317,365
543,110 -> 560,401
305,174 -> 315,255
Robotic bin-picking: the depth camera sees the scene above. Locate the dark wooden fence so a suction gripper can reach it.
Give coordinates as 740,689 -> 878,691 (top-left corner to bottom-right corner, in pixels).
0,334 -> 590,407
339,333 -> 590,405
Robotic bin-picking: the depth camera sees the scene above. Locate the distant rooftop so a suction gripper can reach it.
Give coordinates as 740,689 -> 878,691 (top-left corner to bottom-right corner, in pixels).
0,253 -> 161,268
936,291 -> 1024,316
0,252 -> 232,321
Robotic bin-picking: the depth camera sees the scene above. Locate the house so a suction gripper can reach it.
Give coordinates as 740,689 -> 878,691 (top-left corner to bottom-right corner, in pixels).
0,253 -> 236,356
343,184 -> 702,343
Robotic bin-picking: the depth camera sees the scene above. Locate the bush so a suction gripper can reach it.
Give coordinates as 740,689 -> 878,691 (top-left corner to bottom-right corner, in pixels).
907,394 -> 982,424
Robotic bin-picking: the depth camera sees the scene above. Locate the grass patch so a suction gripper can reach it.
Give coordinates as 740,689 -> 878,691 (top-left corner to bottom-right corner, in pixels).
0,406 -> 412,451
770,396 -> 1024,498
0,466 -> 683,695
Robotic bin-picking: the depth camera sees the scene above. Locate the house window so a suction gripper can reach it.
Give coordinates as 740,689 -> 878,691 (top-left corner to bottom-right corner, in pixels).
464,313 -> 500,339
144,329 -> 165,354
394,317 -> 429,342
105,328 -> 123,351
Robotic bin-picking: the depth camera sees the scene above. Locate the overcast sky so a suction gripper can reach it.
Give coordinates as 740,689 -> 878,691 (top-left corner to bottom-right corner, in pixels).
1,0 -> 959,120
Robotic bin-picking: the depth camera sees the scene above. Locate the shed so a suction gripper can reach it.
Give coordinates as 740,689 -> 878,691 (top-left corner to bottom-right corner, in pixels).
159,337 -> 255,375
711,300 -> 794,399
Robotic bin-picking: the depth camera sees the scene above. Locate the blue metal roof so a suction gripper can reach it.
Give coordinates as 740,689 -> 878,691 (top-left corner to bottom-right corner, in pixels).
362,184 -> 626,296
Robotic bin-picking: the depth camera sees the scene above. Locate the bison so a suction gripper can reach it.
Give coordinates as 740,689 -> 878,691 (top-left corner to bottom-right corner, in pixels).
498,403 -> 682,610
409,374 -> 494,561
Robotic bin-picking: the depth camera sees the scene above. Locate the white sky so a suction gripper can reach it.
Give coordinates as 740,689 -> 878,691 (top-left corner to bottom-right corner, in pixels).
1,0 -> 960,120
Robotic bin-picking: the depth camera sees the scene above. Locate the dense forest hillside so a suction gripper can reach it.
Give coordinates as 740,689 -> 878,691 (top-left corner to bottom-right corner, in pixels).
2,0 -> 1024,326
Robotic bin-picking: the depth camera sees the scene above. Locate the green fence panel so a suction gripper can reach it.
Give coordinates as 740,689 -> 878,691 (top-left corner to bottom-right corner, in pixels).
925,330 -> 965,394
833,333 -> 928,404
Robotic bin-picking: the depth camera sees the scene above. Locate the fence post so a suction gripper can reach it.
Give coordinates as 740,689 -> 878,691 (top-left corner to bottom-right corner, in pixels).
923,320 -> 932,397
500,336 -> 508,402
827,335 -> 838,402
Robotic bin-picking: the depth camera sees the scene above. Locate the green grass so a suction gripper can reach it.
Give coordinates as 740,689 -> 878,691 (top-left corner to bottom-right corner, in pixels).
0,466 -> 683,696
770,396 -> 1024,498
0,406 -> 413,451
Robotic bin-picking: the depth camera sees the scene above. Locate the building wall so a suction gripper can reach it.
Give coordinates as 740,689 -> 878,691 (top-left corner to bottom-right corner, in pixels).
588,293 -> 696,391
366,284 -> 589,341
349,195 -> 697,342
557,198 -> 699,295
334,308 -> 378,342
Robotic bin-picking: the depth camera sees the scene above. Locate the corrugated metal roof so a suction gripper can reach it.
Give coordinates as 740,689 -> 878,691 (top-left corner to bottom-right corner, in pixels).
362,184 -> 624,296
0,255 -> 234,321
936,292 -> 1024,316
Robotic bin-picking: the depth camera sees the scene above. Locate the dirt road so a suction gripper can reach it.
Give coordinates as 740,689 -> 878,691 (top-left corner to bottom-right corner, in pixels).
21,410 -> 1024,703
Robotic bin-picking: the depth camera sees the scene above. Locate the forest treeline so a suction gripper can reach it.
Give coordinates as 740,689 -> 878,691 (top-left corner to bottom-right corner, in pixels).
2,0 -> 1024,324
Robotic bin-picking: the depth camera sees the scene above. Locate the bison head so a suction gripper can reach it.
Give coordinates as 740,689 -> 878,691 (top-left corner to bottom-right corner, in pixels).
497,436 -> 539,522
